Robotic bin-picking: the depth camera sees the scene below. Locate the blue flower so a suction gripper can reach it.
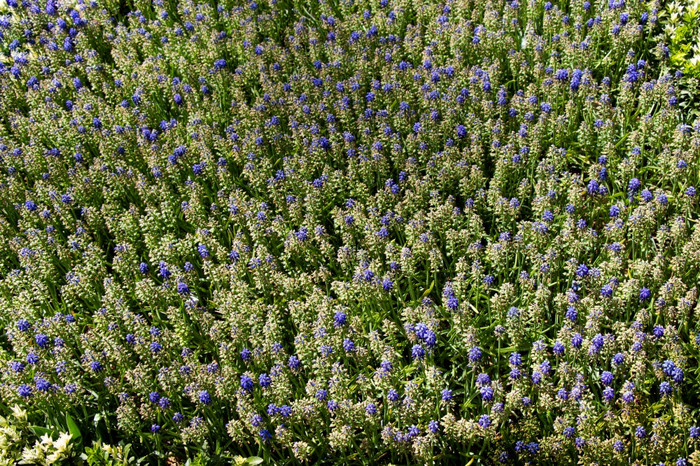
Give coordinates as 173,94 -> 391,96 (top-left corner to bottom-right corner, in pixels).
659,382 -> 673,396
35,377 -> 51,392
18,384 -> 32,397
575,264 -> 589,278
278,405 -> 292,417
600,284 -> 613,298
333,311 -> 347,327
387,389 -> 399,402
509,352 -> 522,366
258,428 -> 271,442
411,344 -> 425,360
238,348 -> 251,361
240,375 -> 254,391
192,163 -> 205,175
198,390 -> 212,404
382,278 -> 394,291
571,333 -> 583,348
600,371 -> 614,386
456,125 -> 467,138
17,319 -> 30,332
553,341 -> 565,356
10,361 -> 25,373
343,338 -> 355,352
478,415 -> 491,428
177,281 -> 190,295
35,333 -> 49,348
158,262 -> 171,278
653,326 -> 664,338
622,390 -> 634,404
288,355 -> 300,369
628,178 -> 641,192
639,287 -> 651,302
441,388 -> 453,401
468,346 -> 482,362
591,334 -> 604,353
258,373 -> 271,387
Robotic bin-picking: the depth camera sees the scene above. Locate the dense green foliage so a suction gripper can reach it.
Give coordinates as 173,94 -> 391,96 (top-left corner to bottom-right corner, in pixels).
1,0 -> 700,464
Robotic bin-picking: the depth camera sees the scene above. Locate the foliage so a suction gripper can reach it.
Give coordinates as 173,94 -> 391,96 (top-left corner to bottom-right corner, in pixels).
0,0 -> 698,464
81,441 -> 136,465
0,405 -> 76,465
661,1 -> 700,75
659,1 -> 700,120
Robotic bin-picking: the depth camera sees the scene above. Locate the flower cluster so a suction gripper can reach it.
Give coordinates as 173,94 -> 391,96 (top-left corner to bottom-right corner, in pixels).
0,0 -> 698,463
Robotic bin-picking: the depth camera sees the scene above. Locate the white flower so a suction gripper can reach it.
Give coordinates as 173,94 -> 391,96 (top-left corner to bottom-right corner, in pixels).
53,433 -> 72,452
10,405 -> 27,424
39,434 -> 53,446
19,445 -> 44,464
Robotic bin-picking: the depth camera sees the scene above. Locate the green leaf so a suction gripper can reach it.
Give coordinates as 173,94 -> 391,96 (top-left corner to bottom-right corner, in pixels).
30,425 -> 58,439
66,413 -> 83,444
422,280 -> 435,298
245,457 -> 264,465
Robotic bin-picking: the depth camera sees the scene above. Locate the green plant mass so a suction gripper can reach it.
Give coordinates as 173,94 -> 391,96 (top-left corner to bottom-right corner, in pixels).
0,0 -> 699,464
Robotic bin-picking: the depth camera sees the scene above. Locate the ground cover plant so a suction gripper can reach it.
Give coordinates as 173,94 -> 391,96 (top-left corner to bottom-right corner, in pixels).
0,0 -> 698,463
